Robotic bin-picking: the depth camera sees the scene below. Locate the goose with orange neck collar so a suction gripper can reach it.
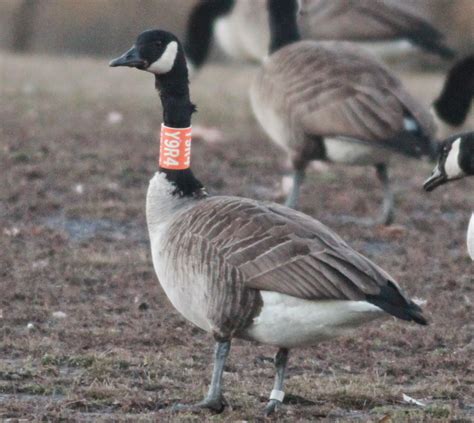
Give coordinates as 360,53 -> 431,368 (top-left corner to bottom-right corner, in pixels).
110,29 -> 427,416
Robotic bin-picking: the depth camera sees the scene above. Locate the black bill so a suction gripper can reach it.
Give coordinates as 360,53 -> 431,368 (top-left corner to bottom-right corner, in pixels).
109,46 -> 146,68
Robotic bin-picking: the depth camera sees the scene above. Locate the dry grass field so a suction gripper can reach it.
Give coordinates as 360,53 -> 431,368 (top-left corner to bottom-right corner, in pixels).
1,51 -> 473,421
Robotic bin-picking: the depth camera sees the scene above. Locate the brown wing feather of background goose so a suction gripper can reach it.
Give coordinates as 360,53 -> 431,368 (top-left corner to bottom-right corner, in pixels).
165,196 -> 425,330
252,41 -> 436,155
299,0 -> 454,57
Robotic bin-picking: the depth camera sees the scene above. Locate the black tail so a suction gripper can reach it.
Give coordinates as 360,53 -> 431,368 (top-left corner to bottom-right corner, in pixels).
366,281 -> 428,325
434,55 -> 474,126
406,27 -> 455,60
382,130 -> 436,161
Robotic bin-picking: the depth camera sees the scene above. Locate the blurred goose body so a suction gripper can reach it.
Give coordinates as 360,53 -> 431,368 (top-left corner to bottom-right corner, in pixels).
424,133 -> 474,260
184,0 -> 454,71
110,29 -> 427,416
250,0 -> 438,225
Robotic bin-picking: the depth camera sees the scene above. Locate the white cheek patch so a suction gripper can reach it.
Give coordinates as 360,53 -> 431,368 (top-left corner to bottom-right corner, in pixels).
445,138 -> 464,179
147,41 -> 178,74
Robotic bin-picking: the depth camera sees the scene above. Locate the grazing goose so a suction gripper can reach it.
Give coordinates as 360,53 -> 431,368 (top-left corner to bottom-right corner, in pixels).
184,0 -> 454,72
110,29 -> 427,416
432,55 -> 474,138
250,0 -> 437,225
424,133 -> 474,260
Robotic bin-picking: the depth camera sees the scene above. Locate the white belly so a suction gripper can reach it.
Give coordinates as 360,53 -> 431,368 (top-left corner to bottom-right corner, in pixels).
243,291 -> 384,348
468,213 -> 474,261
324,138 -> 390,165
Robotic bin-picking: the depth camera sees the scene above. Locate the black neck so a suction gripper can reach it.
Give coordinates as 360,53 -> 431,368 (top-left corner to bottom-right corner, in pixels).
434,55 -> 474,126
268,0 -> 301,54
184,0 -> 235,68
459,133 -> 474,175
154,46 -> 205,198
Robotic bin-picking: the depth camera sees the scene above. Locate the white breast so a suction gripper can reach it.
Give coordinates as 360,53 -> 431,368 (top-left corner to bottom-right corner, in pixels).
324,137 -> 391,165
214,16 -> 249,60
249,81 -> 292,152
151,245 -> 213,333
243,291 -> 384,348
468,213 -> 474,261
146,172 -> 213,333
214,1 -> 267,62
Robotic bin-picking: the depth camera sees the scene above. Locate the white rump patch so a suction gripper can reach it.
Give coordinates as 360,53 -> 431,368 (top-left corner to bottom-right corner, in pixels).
147,41 -> 178,74
468,213 -> 474,260
244,291 -> 384,348
445,138 -> 464,179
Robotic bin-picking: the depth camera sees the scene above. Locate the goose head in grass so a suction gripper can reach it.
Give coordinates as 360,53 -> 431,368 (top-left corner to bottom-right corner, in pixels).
424,133 -> 474,192
424,133 -> 474,260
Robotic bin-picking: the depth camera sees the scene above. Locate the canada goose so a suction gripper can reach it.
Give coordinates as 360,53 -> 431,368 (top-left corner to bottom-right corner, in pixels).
250,0 -> 438,225
432,55 -> 474,138
184,0 -> 454,72
424,133 -> 474,260
110,29 -> 427,416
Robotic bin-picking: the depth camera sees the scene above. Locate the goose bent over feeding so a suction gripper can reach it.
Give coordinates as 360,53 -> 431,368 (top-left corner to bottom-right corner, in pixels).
250,0 -> 442,225
424,133 -> 474,260
110,29 -> 427,416
184,0 -> 454,72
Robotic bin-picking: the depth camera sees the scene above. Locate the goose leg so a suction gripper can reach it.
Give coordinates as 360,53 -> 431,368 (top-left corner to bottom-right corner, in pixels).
339,163 -> 394,226
173,340 -> 230,413
283,137 -> 324,209
376,163 -> 394,226
263,348 -> 289,416
284,170 -> 306,209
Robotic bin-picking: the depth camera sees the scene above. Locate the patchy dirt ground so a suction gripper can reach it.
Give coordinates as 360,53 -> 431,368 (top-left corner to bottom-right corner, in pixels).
1,52 -> 473,421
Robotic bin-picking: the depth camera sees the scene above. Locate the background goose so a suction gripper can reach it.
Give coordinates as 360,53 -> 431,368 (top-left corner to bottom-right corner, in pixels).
250,0 -> 438,225
424,133 -> 474,260
110,29 -> 427,416
432,55 -> 474,138
184,0 -> 454,72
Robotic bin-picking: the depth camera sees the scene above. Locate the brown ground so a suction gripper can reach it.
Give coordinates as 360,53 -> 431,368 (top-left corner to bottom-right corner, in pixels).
1,52 -> 473,422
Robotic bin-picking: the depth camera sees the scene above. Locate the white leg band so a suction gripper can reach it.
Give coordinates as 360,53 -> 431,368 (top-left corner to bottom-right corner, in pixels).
270,389 -> 285,402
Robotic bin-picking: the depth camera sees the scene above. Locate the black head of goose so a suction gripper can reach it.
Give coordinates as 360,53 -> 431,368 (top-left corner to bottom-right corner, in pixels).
110,29 -> 427,416
183,0 -> 454,73
250,0 -> 440,226
424,133 -> 474,260
424,133 -> 474,192
433,55 -> 474,137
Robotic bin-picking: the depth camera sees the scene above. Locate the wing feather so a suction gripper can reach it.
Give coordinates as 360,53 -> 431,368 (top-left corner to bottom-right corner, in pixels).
299,0 -> 454,58
253,41 -> 435,154
166,197 -> 426,323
